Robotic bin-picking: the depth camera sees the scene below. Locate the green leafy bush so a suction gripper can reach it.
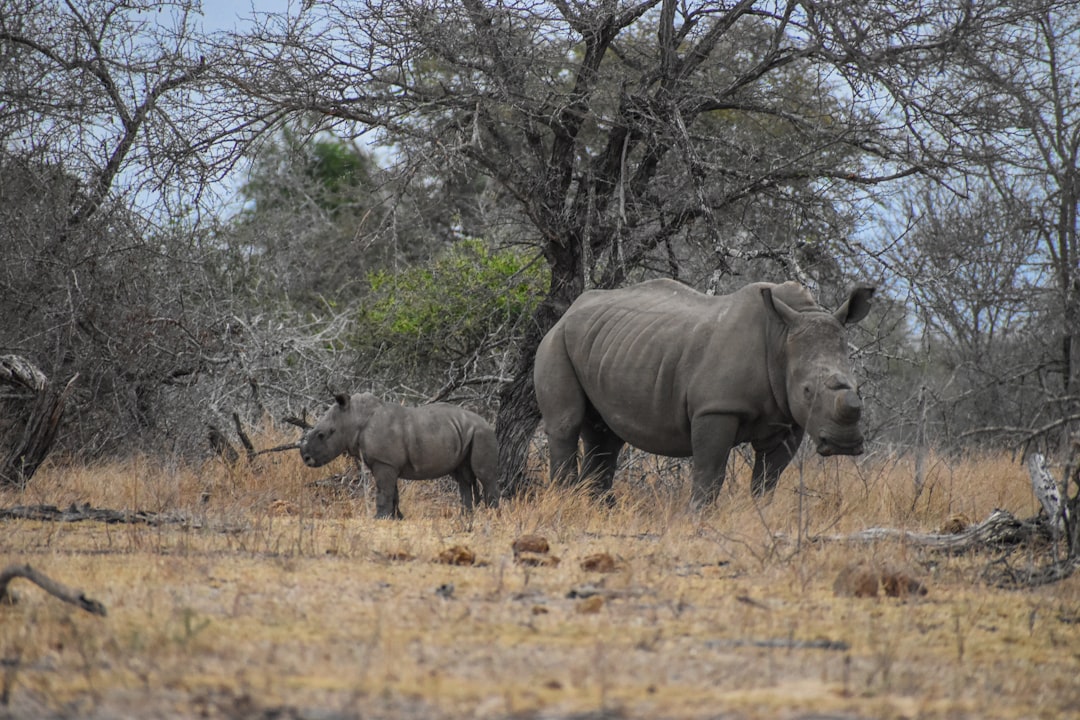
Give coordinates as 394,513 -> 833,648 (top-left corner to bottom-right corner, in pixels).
353,239 -> 548,389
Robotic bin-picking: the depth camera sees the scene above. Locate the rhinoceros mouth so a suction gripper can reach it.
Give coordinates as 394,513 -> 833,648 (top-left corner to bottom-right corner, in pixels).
816,436 -> 865,457
301,452 -> 329,468
298,446 -> 323,467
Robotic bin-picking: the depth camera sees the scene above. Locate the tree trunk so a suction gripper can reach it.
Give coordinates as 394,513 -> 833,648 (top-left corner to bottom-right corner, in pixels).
0,356 -> 77,489
495,364 -> 542,498
496,293 -> 572,497
496,236 -> 584,497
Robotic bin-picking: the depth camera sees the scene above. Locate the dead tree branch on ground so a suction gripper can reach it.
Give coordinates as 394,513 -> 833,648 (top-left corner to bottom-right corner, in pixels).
0,563 -> 107,616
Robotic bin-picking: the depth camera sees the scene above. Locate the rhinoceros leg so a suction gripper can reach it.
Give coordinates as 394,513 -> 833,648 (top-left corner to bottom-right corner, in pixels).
548,434 -> 581,486
452,465 -> 478,512
750,428 -> 804,496
580,416 -> 624,504
690,414 -> 741,510
369,461 -> 404,519
469,430 -> 501,508
536,353 -> 587,486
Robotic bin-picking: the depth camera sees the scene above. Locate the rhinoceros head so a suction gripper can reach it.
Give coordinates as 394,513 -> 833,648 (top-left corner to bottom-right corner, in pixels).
299,392 -> 369,467
762,285 -> 875,457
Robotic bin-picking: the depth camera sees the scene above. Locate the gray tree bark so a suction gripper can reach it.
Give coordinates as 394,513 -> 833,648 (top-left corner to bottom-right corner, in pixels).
0,355 -> 77,488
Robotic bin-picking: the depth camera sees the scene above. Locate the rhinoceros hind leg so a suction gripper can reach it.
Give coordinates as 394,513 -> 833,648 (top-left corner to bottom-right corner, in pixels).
370,462 -> 404,519
453,466 -> 478,512
580,416 -> 624,505
750,428 -> 803,497
536,352 -> 587,486
469,430 -> 500,508
547,435 -> 580,487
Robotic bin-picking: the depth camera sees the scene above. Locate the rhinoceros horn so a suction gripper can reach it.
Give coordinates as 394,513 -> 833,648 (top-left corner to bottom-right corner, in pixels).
835,389 -> 862,423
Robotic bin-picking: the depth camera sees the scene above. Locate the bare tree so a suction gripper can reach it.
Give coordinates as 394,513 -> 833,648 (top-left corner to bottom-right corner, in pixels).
856,3 -> 1080,452
871,184 -> 1049,450
0,2 -> 321,463
950,5 -> 1080,444
0,0 -> 239,220
213,0 -> 1014,493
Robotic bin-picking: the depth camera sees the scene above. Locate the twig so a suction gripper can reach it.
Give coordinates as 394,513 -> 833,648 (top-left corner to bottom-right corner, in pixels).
207,424 -> 240,464
705,637 -> 849,651
232,412 -> 256,460
0,563 -> 107,616
282,415 -> 312,430
254,442 -> 300,456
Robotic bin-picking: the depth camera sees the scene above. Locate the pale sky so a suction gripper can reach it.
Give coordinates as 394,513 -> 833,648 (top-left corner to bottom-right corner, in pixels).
196,0 -> 293,32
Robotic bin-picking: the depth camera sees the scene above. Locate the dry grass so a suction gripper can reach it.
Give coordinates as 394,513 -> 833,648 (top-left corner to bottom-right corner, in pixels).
1,433 -> 1078,720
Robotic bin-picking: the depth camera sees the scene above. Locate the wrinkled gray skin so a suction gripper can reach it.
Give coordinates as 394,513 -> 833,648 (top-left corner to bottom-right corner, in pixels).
299,393 -> 500,519
534,278 -> 875,509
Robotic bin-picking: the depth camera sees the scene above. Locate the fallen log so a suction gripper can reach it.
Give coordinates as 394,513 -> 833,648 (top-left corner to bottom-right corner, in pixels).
0,563 -> 107,616
816,452 -> 1071,554
813,508 -> 1052,552
0,503 -> 191,526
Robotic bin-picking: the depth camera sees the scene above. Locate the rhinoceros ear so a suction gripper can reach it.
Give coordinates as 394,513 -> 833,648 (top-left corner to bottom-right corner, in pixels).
761,287 -> 802,328
334,393 -> 350,410
834,285 -> 875,326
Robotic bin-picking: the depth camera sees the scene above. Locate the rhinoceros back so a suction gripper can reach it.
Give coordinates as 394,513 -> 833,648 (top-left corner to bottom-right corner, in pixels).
536,278 -> 803,456
374,403 -> 492,480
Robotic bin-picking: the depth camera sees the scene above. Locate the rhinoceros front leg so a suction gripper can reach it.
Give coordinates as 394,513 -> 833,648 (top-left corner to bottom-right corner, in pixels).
750,428 -> 804,497
369,461 -> 404,519
690,414 -> 741,510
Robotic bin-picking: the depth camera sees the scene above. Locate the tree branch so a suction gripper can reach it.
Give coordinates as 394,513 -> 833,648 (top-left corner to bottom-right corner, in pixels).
0,563 -> 107,616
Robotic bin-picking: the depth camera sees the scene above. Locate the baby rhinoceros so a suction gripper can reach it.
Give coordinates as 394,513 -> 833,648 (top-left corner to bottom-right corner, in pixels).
299,392 -> 500,519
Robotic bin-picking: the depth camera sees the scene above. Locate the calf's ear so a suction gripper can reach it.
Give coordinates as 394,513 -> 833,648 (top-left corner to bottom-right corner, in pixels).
334,393 -> 350,409
834,285 -> 875,326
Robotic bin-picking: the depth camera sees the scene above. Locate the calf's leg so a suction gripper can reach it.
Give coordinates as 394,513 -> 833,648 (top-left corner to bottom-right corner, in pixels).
453,466 -> 478,512
369,461 -> 404,519
469,429 -> 501,507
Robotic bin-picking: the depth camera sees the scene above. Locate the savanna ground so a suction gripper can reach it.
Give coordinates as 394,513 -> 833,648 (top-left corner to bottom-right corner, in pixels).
1,430 -> 1078,720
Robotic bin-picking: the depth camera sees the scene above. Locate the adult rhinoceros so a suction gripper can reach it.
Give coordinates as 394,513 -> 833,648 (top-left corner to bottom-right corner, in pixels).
534,278 -> 874,509
299,393 -> 500,519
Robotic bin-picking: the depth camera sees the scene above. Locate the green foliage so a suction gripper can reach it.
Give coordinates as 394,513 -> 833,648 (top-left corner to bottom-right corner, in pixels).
308,137 -> 372,199
354,239 -> 547,378
227,124 -> 443,310
240,126 -> 375,218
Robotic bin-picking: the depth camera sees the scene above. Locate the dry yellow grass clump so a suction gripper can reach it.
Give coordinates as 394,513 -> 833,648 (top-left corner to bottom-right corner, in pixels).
1,434 -> 1078,720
